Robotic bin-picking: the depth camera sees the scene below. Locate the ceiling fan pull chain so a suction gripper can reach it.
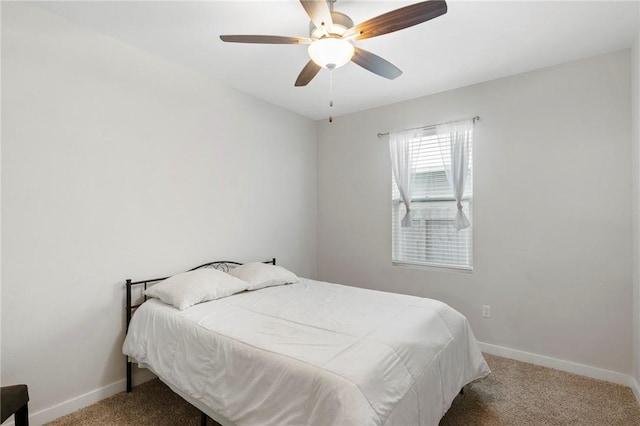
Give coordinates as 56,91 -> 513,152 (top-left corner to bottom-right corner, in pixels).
329,68 -> 334,123
329,68 -> 334,107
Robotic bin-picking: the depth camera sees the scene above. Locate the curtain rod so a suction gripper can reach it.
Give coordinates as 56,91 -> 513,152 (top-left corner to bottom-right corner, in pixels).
376,115 -> 480,138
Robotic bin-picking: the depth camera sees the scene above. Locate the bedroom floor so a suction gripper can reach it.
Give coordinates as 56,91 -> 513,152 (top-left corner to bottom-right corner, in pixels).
46,354 -> 640,425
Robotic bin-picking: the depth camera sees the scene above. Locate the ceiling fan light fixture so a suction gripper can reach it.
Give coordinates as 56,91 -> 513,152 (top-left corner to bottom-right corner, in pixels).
308,37 -> 354,69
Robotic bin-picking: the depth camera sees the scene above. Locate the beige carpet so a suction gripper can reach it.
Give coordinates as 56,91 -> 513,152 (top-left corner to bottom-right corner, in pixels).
46,354 -> 640,425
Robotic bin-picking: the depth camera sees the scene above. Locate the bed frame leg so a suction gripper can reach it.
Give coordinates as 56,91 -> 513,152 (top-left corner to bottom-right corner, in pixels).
200,411 -> 208,426
126,360 -> 132,393
126,278 -> 133,393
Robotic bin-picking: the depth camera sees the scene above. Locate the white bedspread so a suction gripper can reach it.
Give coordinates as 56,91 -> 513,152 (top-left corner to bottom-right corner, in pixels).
123,278 -> 490,426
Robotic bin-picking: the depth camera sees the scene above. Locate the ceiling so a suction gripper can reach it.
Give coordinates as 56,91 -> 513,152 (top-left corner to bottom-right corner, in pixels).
33,1 -> 639,121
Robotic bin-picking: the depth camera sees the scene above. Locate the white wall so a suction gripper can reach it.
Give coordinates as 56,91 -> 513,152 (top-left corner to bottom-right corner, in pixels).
632,30 -> 640,396
1,2 -> 317,423
318,50 -> 633,376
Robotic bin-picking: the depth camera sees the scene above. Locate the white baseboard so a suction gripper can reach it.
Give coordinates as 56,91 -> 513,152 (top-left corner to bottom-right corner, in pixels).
5,368 -> 156,426
30,379 -> 127,426
479,341 -> 634,389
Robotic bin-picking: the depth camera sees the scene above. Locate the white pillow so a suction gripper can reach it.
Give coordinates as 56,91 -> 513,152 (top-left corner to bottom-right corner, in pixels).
144,268 -> 248,310
228,262 -> 298,291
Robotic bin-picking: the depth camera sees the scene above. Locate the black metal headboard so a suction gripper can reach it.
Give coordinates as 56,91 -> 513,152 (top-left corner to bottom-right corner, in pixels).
124,258 -> 276,392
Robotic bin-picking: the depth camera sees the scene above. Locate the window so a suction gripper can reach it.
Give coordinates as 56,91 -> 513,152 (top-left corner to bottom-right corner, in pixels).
391,125 -> 473,270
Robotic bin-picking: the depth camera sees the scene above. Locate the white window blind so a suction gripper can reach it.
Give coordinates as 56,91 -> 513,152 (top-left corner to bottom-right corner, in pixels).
391,127 -> 473,269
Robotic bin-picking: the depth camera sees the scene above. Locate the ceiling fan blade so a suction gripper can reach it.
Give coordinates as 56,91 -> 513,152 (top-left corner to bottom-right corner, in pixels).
220,35 -> 311,44
295,60 -> 322,87
299,0 -> 333,33
343,0 -> 447,41
351,48 -> 402,80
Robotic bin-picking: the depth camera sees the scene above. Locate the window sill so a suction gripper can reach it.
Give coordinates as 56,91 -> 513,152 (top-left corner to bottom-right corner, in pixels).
392,261 -> 473,274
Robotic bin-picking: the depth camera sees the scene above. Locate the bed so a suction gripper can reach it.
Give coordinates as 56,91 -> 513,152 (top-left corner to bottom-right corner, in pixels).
122,259 -> 490,426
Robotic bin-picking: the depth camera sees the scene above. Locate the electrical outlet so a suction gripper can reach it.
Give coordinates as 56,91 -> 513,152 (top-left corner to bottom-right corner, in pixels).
482,305 -> 491,318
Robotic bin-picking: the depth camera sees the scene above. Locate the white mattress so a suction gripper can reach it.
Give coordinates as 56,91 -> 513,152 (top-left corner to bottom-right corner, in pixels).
123,278 -> 490,426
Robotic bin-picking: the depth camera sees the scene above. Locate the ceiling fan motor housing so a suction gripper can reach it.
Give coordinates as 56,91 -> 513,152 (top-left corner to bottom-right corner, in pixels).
309,11 -> 354,39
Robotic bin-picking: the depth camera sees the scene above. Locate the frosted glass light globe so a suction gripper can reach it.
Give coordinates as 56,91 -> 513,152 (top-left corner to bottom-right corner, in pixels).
308,38 -> 354,70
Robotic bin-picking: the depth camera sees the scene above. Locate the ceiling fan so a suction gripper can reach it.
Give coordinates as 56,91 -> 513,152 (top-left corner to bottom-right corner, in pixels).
220,0 -> 448,87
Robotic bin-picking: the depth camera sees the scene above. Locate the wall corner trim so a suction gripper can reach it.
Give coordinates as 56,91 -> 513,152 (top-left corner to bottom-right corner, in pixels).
478,341 -> 634,389
631,376 -> 640,405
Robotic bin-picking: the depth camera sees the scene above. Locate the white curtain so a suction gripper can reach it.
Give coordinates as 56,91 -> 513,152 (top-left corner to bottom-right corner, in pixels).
436,119 -> 473,230
389,129 -> 421,228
